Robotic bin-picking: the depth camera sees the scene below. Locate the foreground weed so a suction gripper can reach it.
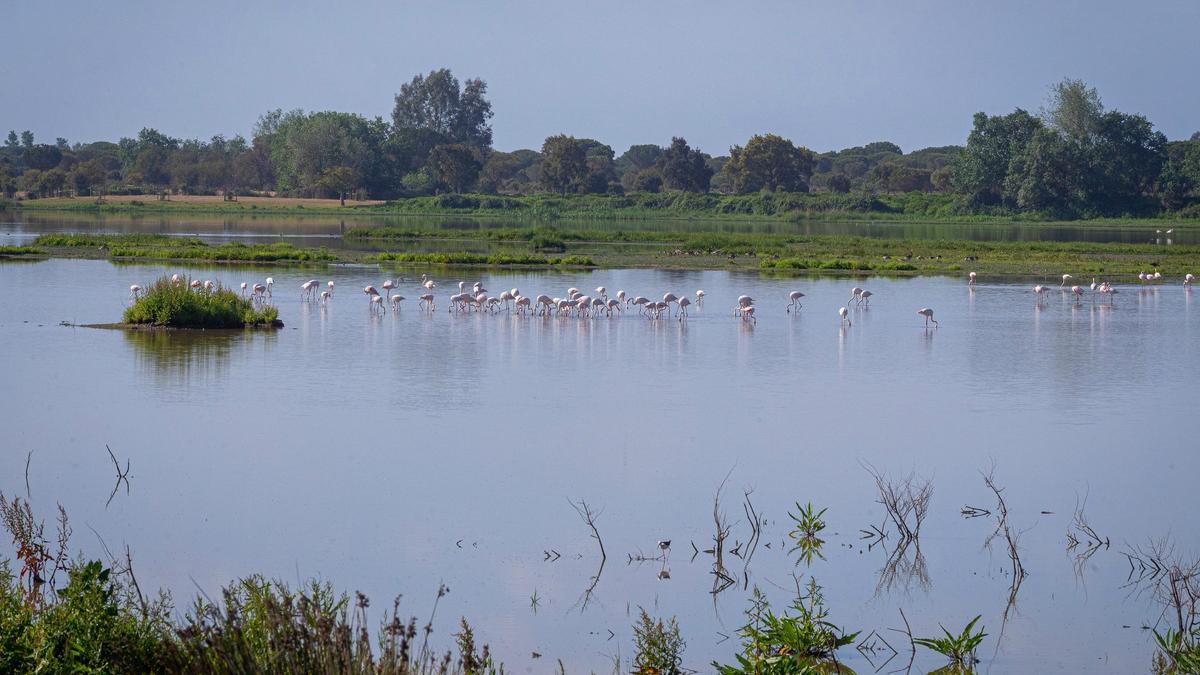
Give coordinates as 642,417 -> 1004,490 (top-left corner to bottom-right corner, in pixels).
913,615 -> 986,669
1153,629 -> 1200,674
715,581 -> 857,674
788,503 -> 828,567
632,608 -> 686,675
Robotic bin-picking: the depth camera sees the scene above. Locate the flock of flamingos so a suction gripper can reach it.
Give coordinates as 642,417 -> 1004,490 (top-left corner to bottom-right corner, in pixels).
129,270 -> 1197,329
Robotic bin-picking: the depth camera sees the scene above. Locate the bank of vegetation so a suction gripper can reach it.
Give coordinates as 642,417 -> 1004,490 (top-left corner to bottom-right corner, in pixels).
122,277 -> 280,328
3,74 -> 1199,225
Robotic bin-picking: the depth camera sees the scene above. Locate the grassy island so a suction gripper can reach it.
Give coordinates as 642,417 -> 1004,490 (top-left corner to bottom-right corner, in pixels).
123,277 -> 281,329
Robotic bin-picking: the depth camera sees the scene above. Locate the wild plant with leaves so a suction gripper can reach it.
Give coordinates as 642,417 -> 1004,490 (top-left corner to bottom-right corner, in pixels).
788,503 -> 828,566
715,581 -> 858,674
632,608 -> 685,675
913,615 -> 987,668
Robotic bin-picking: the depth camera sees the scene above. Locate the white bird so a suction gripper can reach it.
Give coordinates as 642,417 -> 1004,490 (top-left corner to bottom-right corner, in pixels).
1070,286 -> 1084,302
696,290 -> 705,302
917,308 -> 938,328
738,305 -> 756,324
736,295 -> 754,308
419,293 -> 435,310
319,290 -> 332,305
849,287 -> 863,304
968,271 -> 977,286
364,285 -> 380,309
382,279 -> 395,299
171,273 -> 182,285
616,290 -> 627,304
370,294 -> 385,314
787,291 -> 805,313
129,284 -> 142,299
240,282 -> 248,296
595,286 -> 607,300
390,294 -> 405,310
677,296 -> 691,320
1060,274 -> 1072,287
859,290 -> 873,306
1033,285 -> 1048,302
301,279 -> 319,301
189,279 -> 201,290
265,277 -> 274,296
327,280 -> 334,296
839,307 -> 851,327
1185,273 -> 1195,286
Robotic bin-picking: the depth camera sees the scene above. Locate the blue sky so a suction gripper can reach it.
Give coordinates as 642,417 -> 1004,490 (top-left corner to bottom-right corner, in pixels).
2,0 -> 1197,155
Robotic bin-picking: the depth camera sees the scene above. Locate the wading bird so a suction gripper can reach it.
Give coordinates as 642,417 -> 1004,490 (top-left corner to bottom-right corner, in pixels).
390,294 -> 405,310
1185,273 -> 1195,286
129,284 -> 142,299
301,280 -> 318,301
849,287 -> 863,305
839,307 -> 851,327
265,277 -> 274,296
382,279 -> 395,299
787,291 -> 805,313
1033,285 -> 1048,302
327,280 -> 334,296
240,282 -> 248,296
1071,286 -> 1085,302
1061,274 -> 1073,287
859,290 -> 873,306
968,272 -> 977,285
917,307 -> 938,328
419,293 -> 435,310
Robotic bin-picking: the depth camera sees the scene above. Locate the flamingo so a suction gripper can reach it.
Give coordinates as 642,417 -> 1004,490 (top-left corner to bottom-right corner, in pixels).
190,279 -> 201,290
738,305 -> 756,324
839,306 -> 851,326
696,290 -> 705,303
605,298 -> 621,315
1033,285 -> 1048,302
536,294 -> 554,315
849,287 -> 863,305
678,296 -> 691,320
499,290 -> 514,310
319,290 -> 331,305
252,283 -> 266,300
595,286 -> 607,300
364,285 -> 380,310
301,279 -> 318,301
662,292 -> 679,316
787,291 -> 805,313
1138,272 -> 1149,284
240,282 -> 248,297
265,277 -> 274,297
1090,277 -> 1098,293
370,294 -> 385,314
567,287 -> 580,299
859,290 -> 873,306
419,293 -> 435,310
968,272 -> 977,286
390,294 -> 405,310
382,279 -> 395,299
327,280 -> 334,296
616,290 -> 627,304
129,284 -> 142,300
1060,274 -> 1072,287
1185,274 -> 1195,286
1153,272 -> 1162,282
917,308 -> 938,328
516,295 -> 532,314
171,273 -> 182,285
1070,286 -> 1084,302
632,296 -> 650,315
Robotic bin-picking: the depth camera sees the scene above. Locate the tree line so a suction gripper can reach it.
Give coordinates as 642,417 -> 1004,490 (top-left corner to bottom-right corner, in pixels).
2,72 -> 1198,217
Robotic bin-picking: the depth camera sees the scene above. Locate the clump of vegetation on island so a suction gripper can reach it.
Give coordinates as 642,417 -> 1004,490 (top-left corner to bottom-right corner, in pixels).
371,251 -> 594,267
123,277 -> 280,329
33,233 -> 334,263
0,245 -> 44,257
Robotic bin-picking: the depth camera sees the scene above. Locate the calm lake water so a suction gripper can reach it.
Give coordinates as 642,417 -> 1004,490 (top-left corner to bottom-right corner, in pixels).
2,255 -> 1198,672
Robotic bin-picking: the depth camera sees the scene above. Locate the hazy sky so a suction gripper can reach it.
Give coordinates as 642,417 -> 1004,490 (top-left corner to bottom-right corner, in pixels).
2,0 -> 1197,155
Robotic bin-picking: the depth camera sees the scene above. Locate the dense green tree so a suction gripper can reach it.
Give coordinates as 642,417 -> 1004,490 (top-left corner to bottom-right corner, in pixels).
826,173 -> 851,193
952,109 -> 1042,205
23,144 -> 63,171
4,131 -> 18,148
632,168 -> 663,193
1083,111 -> 1166,212
477,149 -> 539,194
20,131 -> 33,148
316,166 -> 360,204
930,166 -> 953,192
616,144 -> 663,188
1042,78 -> 1104,146
268,111 -> 387,197
70,159 -> 109,195
539,135 -> 587,195
1003,127 -> 1080,214
391,69 -> 493,148
657,137 -> 713,192
427,144 -> 482,193
722,134 -> 815,193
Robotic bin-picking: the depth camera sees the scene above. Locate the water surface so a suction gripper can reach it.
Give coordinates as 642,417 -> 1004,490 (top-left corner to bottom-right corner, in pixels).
1,257 -> 1197,673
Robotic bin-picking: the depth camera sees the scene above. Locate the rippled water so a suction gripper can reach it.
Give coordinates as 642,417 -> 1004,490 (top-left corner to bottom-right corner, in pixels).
1,256 -> 1197,673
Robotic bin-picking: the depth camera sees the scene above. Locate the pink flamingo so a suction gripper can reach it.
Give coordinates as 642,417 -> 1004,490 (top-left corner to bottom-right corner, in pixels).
968,272 -> 977,285
787,291 -> 805,313
917,308 -> 938,328
839,307 -> 851,327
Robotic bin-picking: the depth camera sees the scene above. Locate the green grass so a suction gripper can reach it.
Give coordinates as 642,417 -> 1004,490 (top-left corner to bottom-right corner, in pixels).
371,251 -> 594,267
123,277 -> 280,328
0,245 -> 45,256
33,234 -> 335,263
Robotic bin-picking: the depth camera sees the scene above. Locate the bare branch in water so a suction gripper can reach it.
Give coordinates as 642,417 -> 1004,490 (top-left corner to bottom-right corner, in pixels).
105,444 -> 131,508
569,499 -> 606,611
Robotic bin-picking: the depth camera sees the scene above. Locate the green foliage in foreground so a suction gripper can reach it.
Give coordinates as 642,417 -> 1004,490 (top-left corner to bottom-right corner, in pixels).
913,616 -> 987,668
1154,629 -> 1200,673
372,251 -> 594,267
716,583 -> 859,674
124,277 -> 279,328
633,609 -> 686,675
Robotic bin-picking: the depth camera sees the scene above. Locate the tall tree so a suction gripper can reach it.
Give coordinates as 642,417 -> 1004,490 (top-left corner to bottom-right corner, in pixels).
4,131 -> 18,148
657,137 -> 713,192
316,166 -> 360,205
392,69 -> 493,148
427,144 -> 482,193
722,134 -> 814,193
952,109 -> 1042,205
20,131 -> 33,148
539,135 -> 586,195
1042,78 -> 1104,146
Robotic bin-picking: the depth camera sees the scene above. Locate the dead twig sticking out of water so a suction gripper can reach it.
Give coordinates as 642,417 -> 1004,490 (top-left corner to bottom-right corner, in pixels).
1125,538 -> 1200,638
25,450 -> 33,498
855,629 -> 899,672
104,444 -> 131,508
887,607 -> 917,674
418,582 -> 449,663
569,499 -> 606,611
1067,490 -> 1109,583
741,489 -> 763,589
708,473 -> 736,596
978,467 -> 1028,646
864,464 -> 932,544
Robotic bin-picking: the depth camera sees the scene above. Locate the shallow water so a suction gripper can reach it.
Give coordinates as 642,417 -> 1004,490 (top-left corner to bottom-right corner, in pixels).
1,256 -> 1197,673
3,211 -> 1196,246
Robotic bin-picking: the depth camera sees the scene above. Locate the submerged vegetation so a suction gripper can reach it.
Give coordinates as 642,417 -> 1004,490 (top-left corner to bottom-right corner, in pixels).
123,277 -> 279,328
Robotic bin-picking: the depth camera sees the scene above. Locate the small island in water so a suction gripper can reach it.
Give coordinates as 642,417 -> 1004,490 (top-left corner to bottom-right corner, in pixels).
114,276 -> 282,329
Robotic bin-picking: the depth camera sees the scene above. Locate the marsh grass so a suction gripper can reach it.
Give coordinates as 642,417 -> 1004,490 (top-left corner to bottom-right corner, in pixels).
0,245 -> 46,256
124,277 -> 279,328
632,609 -> 686,675
372,252 -> 595,267
715,582 -> 858,674
33,234 -> 334,263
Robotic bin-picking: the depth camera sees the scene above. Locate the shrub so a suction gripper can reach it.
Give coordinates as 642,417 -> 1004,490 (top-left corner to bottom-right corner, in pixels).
124,277 -> 280,328
633,609 -> 685,675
